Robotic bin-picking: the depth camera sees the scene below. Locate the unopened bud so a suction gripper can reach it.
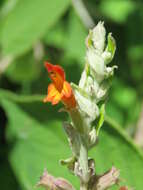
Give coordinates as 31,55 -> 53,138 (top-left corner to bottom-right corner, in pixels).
55,178 -> 75,190
91,166 -> 120,190
87,21 -> 106,52
37,170 -> 56,189
37,170 -> 75,190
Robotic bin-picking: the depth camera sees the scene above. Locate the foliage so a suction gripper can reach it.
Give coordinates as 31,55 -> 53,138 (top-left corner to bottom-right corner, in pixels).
0,0 -> 143,189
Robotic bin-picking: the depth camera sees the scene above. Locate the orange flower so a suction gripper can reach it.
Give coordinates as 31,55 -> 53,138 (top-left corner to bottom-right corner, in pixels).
44,62 -> 76,109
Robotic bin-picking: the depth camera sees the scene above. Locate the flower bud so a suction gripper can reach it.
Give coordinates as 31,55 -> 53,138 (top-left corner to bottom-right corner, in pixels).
73,22 -> 117,131
73,88 -> 99,123
37,170 -> 75,190
86,49 -> 105,82
90,166 -> 120,190
86,22 -> 106,52
54,178 -> 75,190
103,33 -> 116,64
37,170 -> 56,189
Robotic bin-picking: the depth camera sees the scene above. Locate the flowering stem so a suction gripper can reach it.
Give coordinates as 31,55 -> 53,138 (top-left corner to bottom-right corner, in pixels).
79,139 -> 89,180
40,21 -> 120,190
80,183 -> 88,190
69,109 -> 90,189
69,109 -> 86,134
79,141 -> 89,190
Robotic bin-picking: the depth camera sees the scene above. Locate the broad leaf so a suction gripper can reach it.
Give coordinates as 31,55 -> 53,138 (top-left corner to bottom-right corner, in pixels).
5,52 -> 40,83
44,9 -> 87,66
1,0 -> 69,56
1,91 -> 143,189
99,0 -> 136,23
90,116 -> 143,189
1,99 -> 79,190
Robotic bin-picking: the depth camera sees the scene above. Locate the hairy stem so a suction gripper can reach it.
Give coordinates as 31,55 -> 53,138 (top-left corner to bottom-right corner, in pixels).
79,139 -> 89,183
80,183 -> 88,190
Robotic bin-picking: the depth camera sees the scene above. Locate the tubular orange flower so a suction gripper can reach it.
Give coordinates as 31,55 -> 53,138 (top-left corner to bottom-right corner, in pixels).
44,62 -> 76,109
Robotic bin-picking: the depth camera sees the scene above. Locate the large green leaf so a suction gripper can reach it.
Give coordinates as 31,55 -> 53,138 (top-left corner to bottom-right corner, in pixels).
91,116 -> 143,189
1,90 -> 143,189
1,99 -> 79,190
1,0 -> 69,56
64,10 -> 87,65
44,9 -> 87,66
5,52 -> 41,83
99,0 -> 136,23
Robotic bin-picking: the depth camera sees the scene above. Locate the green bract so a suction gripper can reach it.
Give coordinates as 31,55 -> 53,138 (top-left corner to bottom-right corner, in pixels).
72,21 -> 117,137
62,22 -> 119,190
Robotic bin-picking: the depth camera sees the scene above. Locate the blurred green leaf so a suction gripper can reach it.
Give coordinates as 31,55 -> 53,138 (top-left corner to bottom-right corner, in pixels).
126,6 -> 143,47
99,0 -> 136,23
0,0 -> 18,18
94,116 -> 143,189
127,45 -> 143,81
112,80 -> 137,110
96,104 -> 105,136
44,9 -> 87,66
1,99 -> 79,190
44,20 -> 68,49
104,33 -> 116,64
126,7 -> 143,82
1,0 -> 70,56
0,88 -> 44,102
128,45 -> 143,62
106,101 -> 124,126
106,78 -> 140,128
5,52 -> 40,83
1,90 -> 143,189
113,86 -> 136,109
127,100 -> 141,126
64,10 -> 87,65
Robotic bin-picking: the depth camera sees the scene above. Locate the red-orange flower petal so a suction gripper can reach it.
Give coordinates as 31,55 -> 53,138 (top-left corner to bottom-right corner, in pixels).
62,81 -> 72,98
45,62 -> 65,81
52,93 -> 62,105
44,62 -> 76,109
43,83 -> 61,105
61,93 -> 76,108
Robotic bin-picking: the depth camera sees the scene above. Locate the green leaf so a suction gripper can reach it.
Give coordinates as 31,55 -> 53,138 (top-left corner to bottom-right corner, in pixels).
96,116 -> 143,189
96,104 -> 105,136
44,20 -> 68,49
106,101 -> 124,126
1,0 -> 70,56
104,33 -> 116,64
1,99 -> 79,190
5,52 -> 40,83
112,85 -> 137,110
44,9 -> 87,66
99,0 -> 136,23
64,10 -> 87,65
1,91 -> 143,189
0,88 -> 44,103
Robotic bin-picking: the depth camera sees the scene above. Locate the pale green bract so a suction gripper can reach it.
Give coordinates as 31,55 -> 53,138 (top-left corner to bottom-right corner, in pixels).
72,21 -> 117,136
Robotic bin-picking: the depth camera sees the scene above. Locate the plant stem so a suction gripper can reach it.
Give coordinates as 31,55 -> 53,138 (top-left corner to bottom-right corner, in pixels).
80,183 -> 88,190
69,108 -> 90,189
79,140 -> 89,179
79,138 -> 89,190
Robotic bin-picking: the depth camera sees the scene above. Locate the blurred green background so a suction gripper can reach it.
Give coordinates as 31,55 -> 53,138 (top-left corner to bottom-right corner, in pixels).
0,0 -> 143,189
